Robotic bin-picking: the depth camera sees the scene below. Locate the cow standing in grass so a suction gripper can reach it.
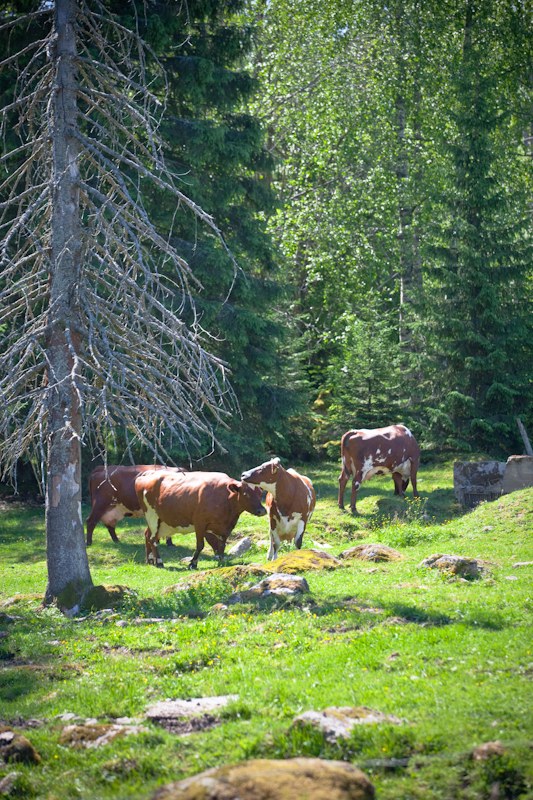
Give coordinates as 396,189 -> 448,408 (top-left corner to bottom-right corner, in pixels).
135,469 -> 267,569
86,465 -> 185,546
241,457 -> 316,561
338,424 -> 420,514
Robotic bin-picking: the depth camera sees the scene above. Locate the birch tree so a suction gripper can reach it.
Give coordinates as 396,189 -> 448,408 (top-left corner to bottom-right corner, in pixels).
0,0 -> 235,610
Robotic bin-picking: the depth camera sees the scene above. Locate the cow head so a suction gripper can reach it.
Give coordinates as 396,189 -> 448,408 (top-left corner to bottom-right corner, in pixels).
240,457 -> 281,492
228,481 -> 267,517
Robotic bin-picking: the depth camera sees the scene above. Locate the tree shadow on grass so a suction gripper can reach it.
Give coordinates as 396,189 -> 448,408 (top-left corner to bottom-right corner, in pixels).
0,665 -> 47,703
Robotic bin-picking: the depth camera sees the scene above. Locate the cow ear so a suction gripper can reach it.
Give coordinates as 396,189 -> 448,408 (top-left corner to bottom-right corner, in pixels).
228,481 -> 240,496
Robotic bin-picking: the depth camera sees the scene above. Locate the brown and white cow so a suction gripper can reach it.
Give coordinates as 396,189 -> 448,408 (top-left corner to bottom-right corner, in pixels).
135,469 -> 267,569
338,424 -> 420,514
86,465 -> 185,546
240,457 -> 316,561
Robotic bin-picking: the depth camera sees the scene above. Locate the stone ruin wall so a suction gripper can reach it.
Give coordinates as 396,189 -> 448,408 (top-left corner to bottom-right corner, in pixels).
454,455 -> 533,508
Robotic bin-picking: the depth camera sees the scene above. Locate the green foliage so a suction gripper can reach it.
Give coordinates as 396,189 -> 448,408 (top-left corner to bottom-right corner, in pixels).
116,0 -> 309,466
249,0 -> 533,458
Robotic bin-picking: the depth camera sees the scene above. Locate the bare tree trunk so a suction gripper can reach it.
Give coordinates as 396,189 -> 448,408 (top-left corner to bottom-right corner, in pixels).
44,0 -> 92,609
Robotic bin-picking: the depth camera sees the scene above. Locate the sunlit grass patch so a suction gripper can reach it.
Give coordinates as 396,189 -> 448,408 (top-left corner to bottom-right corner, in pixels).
0,467 -> 531,799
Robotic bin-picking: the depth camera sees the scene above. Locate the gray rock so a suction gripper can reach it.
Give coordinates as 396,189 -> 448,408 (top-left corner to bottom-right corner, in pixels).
420,554 -> 488,578
227,537 -> 252,557
227,573 -> 310,604
146,695 -> 238,721
293,706 -> 403,743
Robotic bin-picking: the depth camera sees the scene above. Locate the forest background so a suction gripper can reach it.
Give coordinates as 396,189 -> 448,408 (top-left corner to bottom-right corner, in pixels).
1,0 -> 532,489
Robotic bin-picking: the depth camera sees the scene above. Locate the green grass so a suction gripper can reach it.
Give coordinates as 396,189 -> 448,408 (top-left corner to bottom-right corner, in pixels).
0,462 -> 532,799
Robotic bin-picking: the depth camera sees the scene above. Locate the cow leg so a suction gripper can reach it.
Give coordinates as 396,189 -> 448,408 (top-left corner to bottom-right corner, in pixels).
267,532 -> 281,561
166,538 -> 174,547
144,526 -> 164,568
86,514 -> 96,546
350,473 -> 362,514
392,472 -> 405,496
338,468 -> 349,509
410,466 -> 419,498
189,530 -> 205,570
106,525 -> 120,543
294,520 -> 305,550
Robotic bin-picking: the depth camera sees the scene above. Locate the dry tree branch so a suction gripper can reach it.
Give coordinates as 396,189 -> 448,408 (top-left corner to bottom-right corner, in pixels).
0,0 -> 238,483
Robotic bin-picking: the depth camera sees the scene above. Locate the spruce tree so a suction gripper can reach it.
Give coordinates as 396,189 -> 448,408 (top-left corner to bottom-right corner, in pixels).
423,0 -> 532,452
129,0 -> 303,465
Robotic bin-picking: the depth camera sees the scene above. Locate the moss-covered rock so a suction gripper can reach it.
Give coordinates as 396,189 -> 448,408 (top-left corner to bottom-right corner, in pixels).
227,573 -> 310,604
80,585 -> 136,611
151,757 -> 375,800
419,554 -> 489,578
59,721 -> 145,749
266,549 -> 344,574
339,544 -> 403,562
0,728 -> 41,765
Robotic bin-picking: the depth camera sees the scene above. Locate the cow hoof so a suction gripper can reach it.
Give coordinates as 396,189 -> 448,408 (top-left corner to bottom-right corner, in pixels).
188,563 -> 198,571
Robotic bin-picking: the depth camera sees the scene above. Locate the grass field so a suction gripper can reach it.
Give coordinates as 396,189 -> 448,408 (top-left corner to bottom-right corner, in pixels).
0,461 -> 532,799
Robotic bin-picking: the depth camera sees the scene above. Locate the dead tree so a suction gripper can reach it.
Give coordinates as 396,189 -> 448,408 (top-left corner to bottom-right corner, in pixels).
0,0 -> 235,610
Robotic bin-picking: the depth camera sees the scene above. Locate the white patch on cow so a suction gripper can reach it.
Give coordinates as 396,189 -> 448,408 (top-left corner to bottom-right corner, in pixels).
101,503 -> 141,527
403,427 -> 413,437
161,521 -> 193,537
259,481 -> 277,497
393,459 -> 412,478
274,511 -> 303,540
361,455 -> 392,482
363,466 -> 392,482
375,448 -> 381,455
143,495 -> 160,535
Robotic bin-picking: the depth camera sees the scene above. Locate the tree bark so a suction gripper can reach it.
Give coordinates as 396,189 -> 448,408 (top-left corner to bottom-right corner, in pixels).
44,0 -> 93,609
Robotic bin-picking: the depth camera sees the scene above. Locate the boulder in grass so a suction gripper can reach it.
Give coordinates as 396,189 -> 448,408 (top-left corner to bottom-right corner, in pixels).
59,721 -> 145,749
227,537 -> 253,557
266,549 -> 343,574
151,757 -> 375,800
146,696 -> 238,735
81,585 -> 136,612
293,707 -> 404,743
339,544 -> 402,562
227,573 -> 309,604
472,741 -> 506,761
0,728 -> 41,765
420,554 -> 488,579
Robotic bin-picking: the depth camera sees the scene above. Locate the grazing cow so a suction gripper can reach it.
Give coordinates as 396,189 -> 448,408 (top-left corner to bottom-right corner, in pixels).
240,457 -> 316,561
338,424 -> 420,514
86,465 -> 185,546
135,470 -> 267,569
